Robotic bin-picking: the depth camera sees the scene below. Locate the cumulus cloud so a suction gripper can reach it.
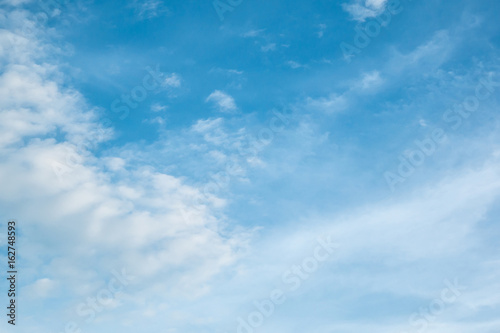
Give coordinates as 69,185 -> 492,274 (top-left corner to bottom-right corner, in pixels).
342,0 -> 388,21
358,70 -> 383,90
162,73 -> 181,88
0,9 -> 248,327
205,90 -> 237,113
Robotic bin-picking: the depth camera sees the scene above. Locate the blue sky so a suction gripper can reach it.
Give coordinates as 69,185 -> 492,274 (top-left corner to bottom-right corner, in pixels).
1,0 -> 500,332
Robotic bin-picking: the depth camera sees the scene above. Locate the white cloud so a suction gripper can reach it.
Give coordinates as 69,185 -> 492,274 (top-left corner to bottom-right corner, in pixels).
305,93 -> 349,113
317,23 -> 327,38
162,73 -> 181,88
0,19 -> 107,149
143,115 -> 167,125
304,70 -> 383,113
151,103 -> 168,112
0,0 -> 32,5
365,0 -> 388,9
358,70 -> 383,90
241,29 -> 265,38
286,60 -> 306,69
205,90 -> 237,113
342,0 -> 388,21
23,278 -> 58,299
395,30 -> 452,70
130,0 -> 169,20
2,4 -> 500,332
227,69 -> 244,75
209,68 -> 244,75
104,157 -> 126,171
0,9 -> 249,326
261,43 -> 276,52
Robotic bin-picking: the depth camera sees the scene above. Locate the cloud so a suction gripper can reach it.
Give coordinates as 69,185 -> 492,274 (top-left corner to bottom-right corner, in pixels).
317,23 -> 327,38
358,70 -> 383,90
342,0 -> 388,21
2,2 -> 500,332
303,70 -> 383,113
261,43 -> 276,52
23,278 -> 59,299
205,90 -> 237,113
392,30 -> 453,71
305,94 -> 349,113
0,0 -> 32,5
0,18 -> 107,148
143,115 -> 167,125
209,68 -> 244,75
0,9 -> 250,327
241,29 -> 266,38
162,73 -> 181,88
129,0 -> 170,20
365,0 -> 388,9
286,60 -> 306,69
151,103 -> 168,112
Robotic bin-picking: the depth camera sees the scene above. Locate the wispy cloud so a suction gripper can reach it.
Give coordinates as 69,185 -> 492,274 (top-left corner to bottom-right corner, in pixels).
241,29 -> 266,38
261,43 -> 276,52
286,60 -> 306,69
3,1 -> 500,332
205,90 -> 238,113
150,103 -> 168,112
342,0 -> 388,21
129,0 -> 169,20
317,23 -> 327,38
0,10 -> 249,326
162,72 -> 181,87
